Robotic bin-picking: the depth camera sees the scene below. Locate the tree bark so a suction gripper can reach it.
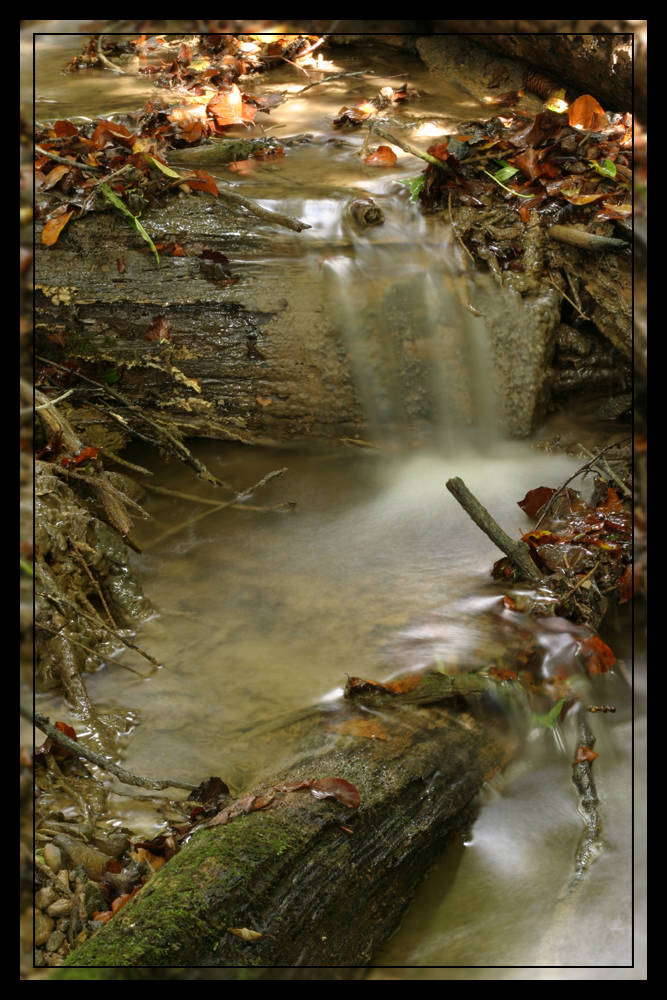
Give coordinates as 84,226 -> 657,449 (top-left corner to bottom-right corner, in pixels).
57,671 -> 517,969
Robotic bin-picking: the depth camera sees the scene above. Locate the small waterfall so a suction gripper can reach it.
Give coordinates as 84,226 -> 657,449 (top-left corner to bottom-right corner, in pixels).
322,219 -> 498,452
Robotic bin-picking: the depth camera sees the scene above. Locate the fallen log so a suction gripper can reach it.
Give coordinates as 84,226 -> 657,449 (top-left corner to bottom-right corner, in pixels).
57,670 -> 519,969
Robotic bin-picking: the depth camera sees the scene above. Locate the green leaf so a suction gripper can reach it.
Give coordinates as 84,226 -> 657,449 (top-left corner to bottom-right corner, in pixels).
101,366 -> 120,385
533,696 -> 567,729
143,153 -> 183,179
399,175 -> 426,203
100,183 -> 160,264
482,169 -> 534,198
589,157 -> 616,178
493,159 -> 519,183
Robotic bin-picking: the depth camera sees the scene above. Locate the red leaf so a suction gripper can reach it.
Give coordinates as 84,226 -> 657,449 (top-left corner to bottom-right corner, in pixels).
517,486 -> 556,520
60,446 -> 100,469
310,777 -> 361,809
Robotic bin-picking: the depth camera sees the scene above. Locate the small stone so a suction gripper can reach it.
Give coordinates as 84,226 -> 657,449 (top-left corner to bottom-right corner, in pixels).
45,952 -> 64,967
47,897 -> 73,918
35,886 -> 58,910
43,842 -> 63,873
54,868 -> 71,893
46,929 -> 65,953
34,909 -> 54,947
53,834 -> 112,881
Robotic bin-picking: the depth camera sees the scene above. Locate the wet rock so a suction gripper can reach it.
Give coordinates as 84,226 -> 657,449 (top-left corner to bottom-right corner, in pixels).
34,909 -> 54,947
35,885 -> 58,910
46,929 -> 66,953
81,880 -> 108,918
47,896 -> 74,918
43,842 -> 63,873
52,833 -> 113,881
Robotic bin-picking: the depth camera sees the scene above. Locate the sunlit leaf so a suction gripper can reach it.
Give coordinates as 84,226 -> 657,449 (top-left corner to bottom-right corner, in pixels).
399,175 -> 426,202
227,927 -> 263,941
364,145 -> 397,167
568,94 -> 607,131
589,157 -> 616,178
493,159 -> 519,183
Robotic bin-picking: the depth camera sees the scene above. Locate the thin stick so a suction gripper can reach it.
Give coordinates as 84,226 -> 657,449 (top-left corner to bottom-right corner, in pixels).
96,34 -> 126,75
35,356 -> 231,491
293,69 -> 368,95
35,146 -> 103,173
545,273 -> 590,322
145,467 -> 288,550
24,707 -> 197,792
36,622 -> 153,679
534,438 -> 632,529
370,123 -> 452,172
446,477 -> 541,581
142,482 -> 292,513
215,184 -> 311,232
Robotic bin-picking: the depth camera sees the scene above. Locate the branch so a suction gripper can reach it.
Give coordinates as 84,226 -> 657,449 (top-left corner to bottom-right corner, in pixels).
369,123 -> 452,172
24,706 -> 198,792
445,476 -> 541,582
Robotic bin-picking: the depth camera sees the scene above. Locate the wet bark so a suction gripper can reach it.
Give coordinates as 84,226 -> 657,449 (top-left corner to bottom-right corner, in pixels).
56,672 -> 516,969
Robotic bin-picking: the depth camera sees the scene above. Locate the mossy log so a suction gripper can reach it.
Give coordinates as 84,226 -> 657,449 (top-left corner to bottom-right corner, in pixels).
58,671 -> 517,970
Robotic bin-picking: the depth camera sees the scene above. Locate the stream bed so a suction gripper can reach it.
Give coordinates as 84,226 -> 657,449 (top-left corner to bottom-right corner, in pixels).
27,27 -> 641,977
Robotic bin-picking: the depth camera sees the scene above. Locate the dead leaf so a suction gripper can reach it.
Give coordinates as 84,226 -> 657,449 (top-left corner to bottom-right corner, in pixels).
310,777 -> 361,809
42,211 -> 74,246
227,927 -> 263,941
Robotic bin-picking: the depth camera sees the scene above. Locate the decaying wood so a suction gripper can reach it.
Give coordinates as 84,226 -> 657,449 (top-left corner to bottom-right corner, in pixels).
58,670 -> 517,969
446,476 -> 541,581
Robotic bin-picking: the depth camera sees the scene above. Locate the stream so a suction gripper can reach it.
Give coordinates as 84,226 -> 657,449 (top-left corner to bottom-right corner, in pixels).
27,28 -> 641,978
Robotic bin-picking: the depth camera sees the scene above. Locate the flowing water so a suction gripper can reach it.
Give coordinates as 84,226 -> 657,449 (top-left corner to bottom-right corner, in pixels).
27,29 -> 641,977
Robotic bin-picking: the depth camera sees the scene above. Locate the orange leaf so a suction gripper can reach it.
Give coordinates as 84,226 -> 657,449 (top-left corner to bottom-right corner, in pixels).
207,84 -> 245,126
42,211 -> 73,246
364,144 -> 397,166
580,636 -> 615,675
568,94 -> 607,131
573,744 -> 598,765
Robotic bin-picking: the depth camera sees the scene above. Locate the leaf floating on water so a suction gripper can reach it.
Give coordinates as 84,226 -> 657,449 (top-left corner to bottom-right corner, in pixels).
364,145 -> 397,166
310,777 -> 361,809
227,926 -> 263,942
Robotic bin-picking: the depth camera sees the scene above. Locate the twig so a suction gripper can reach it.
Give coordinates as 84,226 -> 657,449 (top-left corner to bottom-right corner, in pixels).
579,446 -> 632,499
547,225 -> 629,253
533,438 -> 632,529
370,123 -> 452,172
35,356 -> 231,491
23,707 -> 198,792
570,705 -> 602,883
142,481 -> 292,513
545,272 -> 590,322
36,622 -> 153,679
145,467 -> 288,550
445,477 -> 541,582
214,184 -> 311,232
35,146 -> 103,173
293,68 -> 368,95
96,34 -> 126,75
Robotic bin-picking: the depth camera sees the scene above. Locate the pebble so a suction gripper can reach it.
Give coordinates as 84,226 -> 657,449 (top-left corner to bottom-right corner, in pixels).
47,896 -> 73,918
53,833 -> 112,881
46,929 -> 65,953
35,886 -> 58,910
34,909 -> 54,947
43,842 -> 63,873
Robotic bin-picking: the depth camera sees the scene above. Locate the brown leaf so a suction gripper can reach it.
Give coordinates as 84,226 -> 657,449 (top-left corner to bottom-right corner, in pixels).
518,486 -> 556,520
310,777 -> 361,809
